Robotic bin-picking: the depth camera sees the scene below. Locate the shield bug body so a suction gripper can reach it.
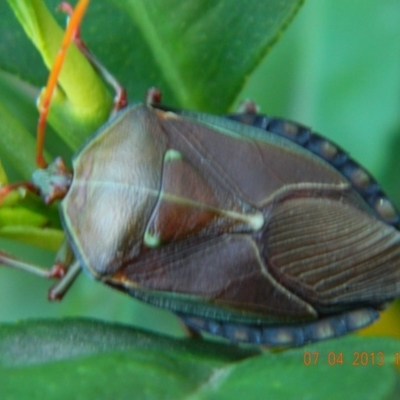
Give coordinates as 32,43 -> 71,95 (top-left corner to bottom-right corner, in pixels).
1,1 -> 400,347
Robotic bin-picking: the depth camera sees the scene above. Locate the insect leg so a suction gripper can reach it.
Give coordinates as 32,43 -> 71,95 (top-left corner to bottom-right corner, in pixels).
59,2 -> 127,114
0,239 -> 80,300
236,99 -> 259,114
146,87 -> 162,106
0,251 -> 65,280
48,260 -> 81,301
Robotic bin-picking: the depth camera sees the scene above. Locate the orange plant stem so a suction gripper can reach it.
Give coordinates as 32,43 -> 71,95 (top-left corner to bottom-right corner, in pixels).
36,0 -> 91,168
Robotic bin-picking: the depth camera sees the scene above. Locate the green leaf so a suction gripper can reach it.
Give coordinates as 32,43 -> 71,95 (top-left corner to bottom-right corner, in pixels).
1,1 -> 400,398
0,99 -> 38,178
0,0 -> 303,177
239,0 -> 400,210
0,319 -> 399,399
0,159 -> 7,185
119,0 -> 304,112
0,226 -> 63,252
1,0 -> 303,121
0,0 -> 305,322
6,0 -> 113,149
0,186 -> 62,251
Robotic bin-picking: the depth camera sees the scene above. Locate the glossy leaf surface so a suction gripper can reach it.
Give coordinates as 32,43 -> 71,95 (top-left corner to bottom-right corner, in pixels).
0,0 -> 400,396
0,319 -> 399,400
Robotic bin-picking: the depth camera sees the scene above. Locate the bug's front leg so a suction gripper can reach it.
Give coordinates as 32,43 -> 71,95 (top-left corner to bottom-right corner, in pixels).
0,239 -> 81,301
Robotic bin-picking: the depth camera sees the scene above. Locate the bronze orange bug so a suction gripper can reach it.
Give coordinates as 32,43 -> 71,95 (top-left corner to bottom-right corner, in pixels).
1,0 -> 399,347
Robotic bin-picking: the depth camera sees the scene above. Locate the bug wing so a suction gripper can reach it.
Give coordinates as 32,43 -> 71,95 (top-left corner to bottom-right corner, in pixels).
156,110 -> 349,208
111,233 -> 318,323
263,194 -> 400,313
99,109 -> 400,323
155,111 -> 400,312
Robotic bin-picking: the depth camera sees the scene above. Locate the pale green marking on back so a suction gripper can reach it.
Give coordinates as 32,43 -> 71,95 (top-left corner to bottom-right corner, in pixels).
159,192 -> 265,231
164,149 -> 183,161
144,230 -> 161,248
223,210 -> 265,230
